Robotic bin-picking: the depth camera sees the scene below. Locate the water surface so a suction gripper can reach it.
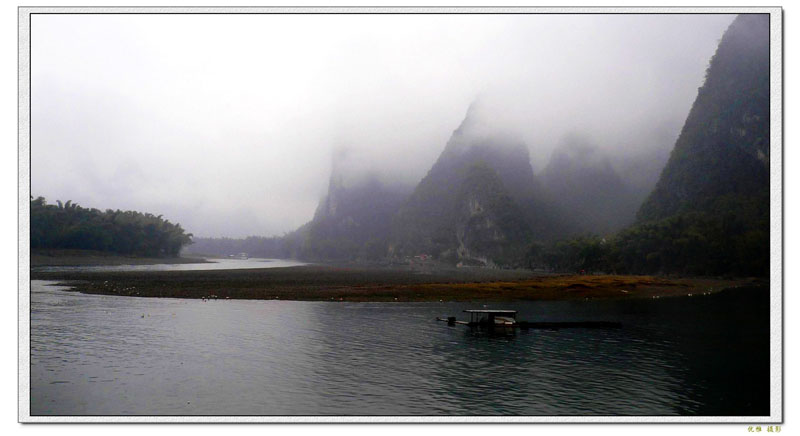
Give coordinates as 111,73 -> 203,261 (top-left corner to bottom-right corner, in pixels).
30,280 -> 769,416
32,257 -> 306,273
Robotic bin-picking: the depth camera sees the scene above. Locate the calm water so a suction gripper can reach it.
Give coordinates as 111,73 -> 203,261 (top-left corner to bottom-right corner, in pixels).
32,257 -> 306,273
30,280 -> 769,416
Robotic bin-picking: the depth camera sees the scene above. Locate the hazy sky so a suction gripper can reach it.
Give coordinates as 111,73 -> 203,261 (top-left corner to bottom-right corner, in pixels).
31,13 -> 734,237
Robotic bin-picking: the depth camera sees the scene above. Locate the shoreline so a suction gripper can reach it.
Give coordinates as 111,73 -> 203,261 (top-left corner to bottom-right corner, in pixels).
30,264 -> 766,302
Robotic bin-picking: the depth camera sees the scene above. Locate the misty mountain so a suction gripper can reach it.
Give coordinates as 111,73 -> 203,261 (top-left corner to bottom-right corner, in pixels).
185,163 -> 413,261
612,128 -> 675,203
638,14 -> 769,222
188,15 -> 768,275
299,161 -> 413,261
615,14 -> 770,276
539,136 -> 641,235
390,102 -> 564,266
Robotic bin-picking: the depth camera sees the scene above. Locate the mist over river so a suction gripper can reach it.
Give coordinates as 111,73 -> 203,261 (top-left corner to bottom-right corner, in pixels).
30,280 -> 768,416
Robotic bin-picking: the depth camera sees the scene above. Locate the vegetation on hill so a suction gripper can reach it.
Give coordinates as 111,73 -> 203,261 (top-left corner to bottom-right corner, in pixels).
526,193 -> 767,277
638,14 -> 769,222
629,14 -> 769,276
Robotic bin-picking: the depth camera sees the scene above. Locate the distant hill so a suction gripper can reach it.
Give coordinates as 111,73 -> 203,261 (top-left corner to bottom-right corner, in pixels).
185,164 -> 412,262
539,136 -> 641,235
300,168 -> 412,261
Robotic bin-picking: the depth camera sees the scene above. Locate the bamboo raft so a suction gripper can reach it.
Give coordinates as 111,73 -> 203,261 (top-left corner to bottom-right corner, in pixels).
437,310 -> 621,330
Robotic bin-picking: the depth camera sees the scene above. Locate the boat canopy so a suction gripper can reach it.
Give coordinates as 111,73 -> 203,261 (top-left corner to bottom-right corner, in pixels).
463,309 -> 517,324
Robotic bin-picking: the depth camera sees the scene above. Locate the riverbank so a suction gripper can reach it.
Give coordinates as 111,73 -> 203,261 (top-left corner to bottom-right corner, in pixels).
31,249 -> 210,267
30,264 -> 764,302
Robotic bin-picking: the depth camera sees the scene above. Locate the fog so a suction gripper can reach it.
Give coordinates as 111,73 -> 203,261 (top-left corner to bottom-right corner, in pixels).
31,13 -> 734,237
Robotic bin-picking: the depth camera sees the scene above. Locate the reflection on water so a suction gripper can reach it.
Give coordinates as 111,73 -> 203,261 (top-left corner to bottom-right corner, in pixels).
30,281 -> 769,416
32,257 -> 306,273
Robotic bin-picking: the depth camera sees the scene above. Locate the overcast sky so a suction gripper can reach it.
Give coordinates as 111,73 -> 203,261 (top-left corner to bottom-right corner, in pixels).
31,13 -> 734,237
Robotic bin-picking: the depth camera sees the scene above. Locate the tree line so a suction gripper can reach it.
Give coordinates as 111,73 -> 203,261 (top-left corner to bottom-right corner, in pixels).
30,196 -> 193,257
526,196 -> 768,277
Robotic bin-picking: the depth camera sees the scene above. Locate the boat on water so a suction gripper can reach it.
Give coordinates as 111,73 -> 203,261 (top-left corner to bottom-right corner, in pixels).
436,310 -> 518,327
437,309 -> 621,330
466,309 -> 517,326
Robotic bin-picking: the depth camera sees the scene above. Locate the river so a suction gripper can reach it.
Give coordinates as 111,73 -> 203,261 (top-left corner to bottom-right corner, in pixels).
29,279 -> 769,416
31,257 -> 307,273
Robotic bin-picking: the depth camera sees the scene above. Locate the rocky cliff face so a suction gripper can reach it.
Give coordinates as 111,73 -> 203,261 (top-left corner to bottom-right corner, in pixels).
450,163 -> 532,266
